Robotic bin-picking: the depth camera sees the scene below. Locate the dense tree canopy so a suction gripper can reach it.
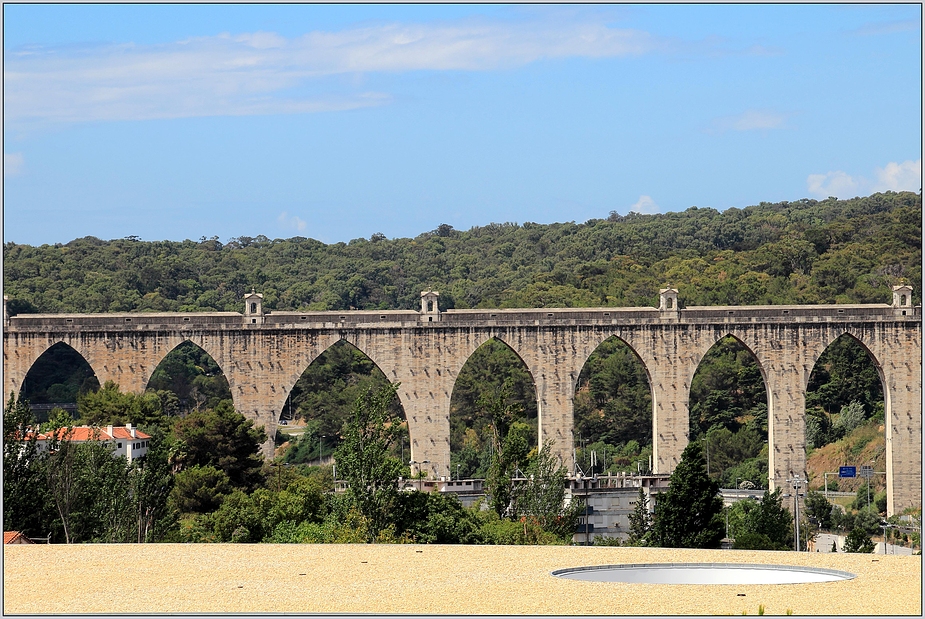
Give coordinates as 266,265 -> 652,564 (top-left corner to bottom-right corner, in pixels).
4,193 -> 919,315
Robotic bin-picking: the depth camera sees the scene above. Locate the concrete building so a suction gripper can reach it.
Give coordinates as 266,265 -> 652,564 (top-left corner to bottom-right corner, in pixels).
569,474 -> 671,544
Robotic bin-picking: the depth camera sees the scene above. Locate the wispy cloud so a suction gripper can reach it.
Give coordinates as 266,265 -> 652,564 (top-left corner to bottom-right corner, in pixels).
806,159 -> 921,198
629,195 -> 660,214
278,211 -> 307,232
4,152 -> 24,177
709,109 -> 788,133
851,20 -> 919,37
4,17 -> 662,127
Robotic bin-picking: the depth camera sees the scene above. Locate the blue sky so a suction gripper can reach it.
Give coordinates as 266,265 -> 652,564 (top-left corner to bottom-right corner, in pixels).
3,4 -> 921,246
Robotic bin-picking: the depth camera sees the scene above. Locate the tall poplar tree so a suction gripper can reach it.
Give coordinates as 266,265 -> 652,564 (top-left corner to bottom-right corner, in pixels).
334,383 -> 404,542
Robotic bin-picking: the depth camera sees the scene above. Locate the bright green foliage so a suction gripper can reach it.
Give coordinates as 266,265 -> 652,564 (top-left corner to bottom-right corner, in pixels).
648,441 -> 724,548
843,527 -> 876,553
171,401 -> 267,490
833,401 -> 867,440
475,509 -> 566,545
333,383 -> 405,542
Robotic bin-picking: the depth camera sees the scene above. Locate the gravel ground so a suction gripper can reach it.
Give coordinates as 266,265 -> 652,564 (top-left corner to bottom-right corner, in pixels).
3,543 -> 921,615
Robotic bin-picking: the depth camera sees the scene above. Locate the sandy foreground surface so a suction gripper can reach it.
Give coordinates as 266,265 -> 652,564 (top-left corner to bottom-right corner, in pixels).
3,543 -> 921,615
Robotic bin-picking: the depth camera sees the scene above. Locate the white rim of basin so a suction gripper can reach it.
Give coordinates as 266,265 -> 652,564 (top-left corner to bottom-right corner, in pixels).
551,563 -> 857,585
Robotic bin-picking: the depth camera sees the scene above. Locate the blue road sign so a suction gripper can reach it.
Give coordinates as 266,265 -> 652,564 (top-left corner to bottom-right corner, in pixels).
839,466 -> 857,478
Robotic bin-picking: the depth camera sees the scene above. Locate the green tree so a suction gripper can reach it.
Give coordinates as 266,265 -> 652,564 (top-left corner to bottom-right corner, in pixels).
843,526 -> 875,553
171,401 -> 266,490
168,465 -> 233,515
131,431 -> 176,542
482,389 -> 531,519
3,394 -> 49,536
333,383 -> 404,542
731,489 -> 792,550
648,441 -> 724,548
512,441 -> 583,541
44,427 -> 79,543
626,486 -> 652,546
804,491 -> 834,531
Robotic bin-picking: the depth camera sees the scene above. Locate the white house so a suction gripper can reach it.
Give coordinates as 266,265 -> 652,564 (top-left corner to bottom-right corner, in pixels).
35,424 -> 152,462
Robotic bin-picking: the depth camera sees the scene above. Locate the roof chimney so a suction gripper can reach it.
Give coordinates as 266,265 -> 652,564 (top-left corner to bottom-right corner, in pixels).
126,423 -> 135,438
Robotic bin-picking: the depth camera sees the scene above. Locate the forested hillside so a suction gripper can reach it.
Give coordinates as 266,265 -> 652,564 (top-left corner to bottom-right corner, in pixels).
4,192 -> 920,315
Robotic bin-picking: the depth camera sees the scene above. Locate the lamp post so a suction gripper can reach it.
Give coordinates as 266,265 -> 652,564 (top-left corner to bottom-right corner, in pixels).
787,472 -> 806,552
456,464 -> 461,481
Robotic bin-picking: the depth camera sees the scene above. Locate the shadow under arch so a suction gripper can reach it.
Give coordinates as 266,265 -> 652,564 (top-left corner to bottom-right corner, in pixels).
280,339 -> 408,466
448,336 -> 539,480
572,335 -> 653,476
688,333 -> 770,490
145,340 -> 233,415
19,341 -> 100,422
805,332 -> 886,500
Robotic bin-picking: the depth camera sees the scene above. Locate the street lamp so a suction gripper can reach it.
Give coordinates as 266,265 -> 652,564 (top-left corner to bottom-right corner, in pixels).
456,463 -> 461,481
786,472 -> 807,552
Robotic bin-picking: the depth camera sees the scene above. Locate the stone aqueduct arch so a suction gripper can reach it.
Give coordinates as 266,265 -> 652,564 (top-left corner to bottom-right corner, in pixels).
3,287 -> 921,515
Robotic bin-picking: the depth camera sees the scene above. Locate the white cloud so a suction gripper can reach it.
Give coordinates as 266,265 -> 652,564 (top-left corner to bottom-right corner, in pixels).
873,159 -> 921,193
4,152 -> 24,177
806,170 -> 861,199
806,159 -> 921,198
711,109 -> 787,133
629,195 -> 660,214
278,211 -> 307,232
3,17 -> 661,126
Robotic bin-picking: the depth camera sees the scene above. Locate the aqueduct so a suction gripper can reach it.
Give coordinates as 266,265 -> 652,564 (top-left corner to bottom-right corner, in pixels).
3,287 -> 921,515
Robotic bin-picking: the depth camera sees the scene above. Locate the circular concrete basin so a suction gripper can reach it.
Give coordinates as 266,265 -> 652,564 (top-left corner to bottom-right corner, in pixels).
552,563 -> 856,585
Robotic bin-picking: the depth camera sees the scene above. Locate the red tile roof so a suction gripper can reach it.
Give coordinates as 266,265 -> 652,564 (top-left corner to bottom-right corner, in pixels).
4,531 -> 33,544
36,425 -> 151,442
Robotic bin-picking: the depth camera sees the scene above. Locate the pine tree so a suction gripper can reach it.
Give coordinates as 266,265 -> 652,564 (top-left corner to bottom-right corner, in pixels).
648,440 -> 724,548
